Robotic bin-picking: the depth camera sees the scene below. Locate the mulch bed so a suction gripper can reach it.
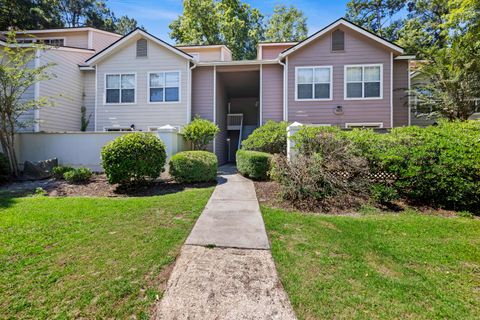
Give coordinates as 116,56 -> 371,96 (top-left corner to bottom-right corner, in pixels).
0,174 -> 215,198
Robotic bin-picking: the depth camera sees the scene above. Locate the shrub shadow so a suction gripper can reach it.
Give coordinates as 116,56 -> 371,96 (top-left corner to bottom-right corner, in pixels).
113,180 -> 216,197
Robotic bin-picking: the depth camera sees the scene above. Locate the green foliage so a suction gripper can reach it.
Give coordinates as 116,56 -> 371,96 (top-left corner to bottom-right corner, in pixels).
344,121 -> 480,212
52,166 -> 75,180
236,150 -> 272,180
0,153 -> 11,182
291,126 -> 343,155
63,168 -> 92,184
241,121 -> 288,154
101,133 -> 167,185
169,151 -> 217,183
181,117 -> 219,150
371,184 -> 399,204
264,5 -> 308,42
80,106 -> 92,132
34,187 -> 47,196
169,0 -> 264,60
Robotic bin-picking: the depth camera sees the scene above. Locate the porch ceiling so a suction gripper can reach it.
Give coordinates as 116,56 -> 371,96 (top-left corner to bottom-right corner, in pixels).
218,71 -> 259,98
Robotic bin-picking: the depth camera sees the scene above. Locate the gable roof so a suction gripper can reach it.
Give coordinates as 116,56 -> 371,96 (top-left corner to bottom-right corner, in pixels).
85,28 -> 193,65
279,18 -> 404,58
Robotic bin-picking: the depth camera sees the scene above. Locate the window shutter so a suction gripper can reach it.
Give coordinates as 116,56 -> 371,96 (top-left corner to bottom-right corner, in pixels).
136,39 -> 147,57
332,29 -> 345,51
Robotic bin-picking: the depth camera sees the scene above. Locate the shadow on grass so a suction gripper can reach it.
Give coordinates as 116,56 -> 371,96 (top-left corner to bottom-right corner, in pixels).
113,181 -> 217,197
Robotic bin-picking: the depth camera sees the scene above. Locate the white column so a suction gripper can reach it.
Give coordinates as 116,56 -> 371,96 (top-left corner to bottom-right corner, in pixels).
286,121 -> 303,160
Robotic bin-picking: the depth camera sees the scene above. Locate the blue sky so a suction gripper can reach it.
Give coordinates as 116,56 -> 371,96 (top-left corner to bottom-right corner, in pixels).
108,0 -> 349,43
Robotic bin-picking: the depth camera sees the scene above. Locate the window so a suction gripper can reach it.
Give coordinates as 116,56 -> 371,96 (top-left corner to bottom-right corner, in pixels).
148,71 -> 180,103
136,39 -> 147,57
296,66 -> 332,100
345,65 -> 382,99
41,38 -> 64,46
332,29 -> 345,51
105,74 -> 136,104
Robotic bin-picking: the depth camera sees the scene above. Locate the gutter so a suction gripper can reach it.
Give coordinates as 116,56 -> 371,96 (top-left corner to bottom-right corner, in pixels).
278,59 -> 287,121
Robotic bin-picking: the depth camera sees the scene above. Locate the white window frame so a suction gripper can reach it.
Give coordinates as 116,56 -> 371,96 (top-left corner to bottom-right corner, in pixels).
344,64 -> 383,100
104,73 -> 137,105
295,66 -> 333,101
147,71 -> 181,104
345,122 -> 384,129
17,37 -> 66,46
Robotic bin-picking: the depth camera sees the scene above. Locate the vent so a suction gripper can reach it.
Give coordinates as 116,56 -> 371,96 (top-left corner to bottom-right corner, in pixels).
332,29 -> 345,51
136,39 -> 147,57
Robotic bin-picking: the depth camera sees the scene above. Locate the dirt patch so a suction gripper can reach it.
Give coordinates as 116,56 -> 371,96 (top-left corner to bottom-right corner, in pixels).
0,174 -> 215,198
366,252 -> 402,279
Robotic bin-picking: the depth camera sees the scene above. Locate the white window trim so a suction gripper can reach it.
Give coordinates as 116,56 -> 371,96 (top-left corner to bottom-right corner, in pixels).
345,122 -> 384,129
344,64 -> 383,100
295,66 -> 333,101
103,72 -> 137,105
147,71 -> 182,104
17,36 -> 66,46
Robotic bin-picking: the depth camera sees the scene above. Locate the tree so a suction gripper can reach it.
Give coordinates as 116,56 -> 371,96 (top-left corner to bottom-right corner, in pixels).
0,0 -> 62,30
0,31 -> 55,176
56,0 -> 117,31
169,0 -> 264,60
264,5 -> 308,42
346,0 -> 407,41
181,116 -> 219,150
115,15 -> 140,35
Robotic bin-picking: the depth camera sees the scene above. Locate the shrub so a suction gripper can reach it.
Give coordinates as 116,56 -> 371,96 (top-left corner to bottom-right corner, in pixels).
292,126 -> 343,155
101,133 -> 167,185
169,151 -> 217,183
63,167 -> 92,183
182,116 -> 219,150
236,150 -> 272,180
371,184 -> 399,204
52,166 -> 74,179
0,153 -> 11,182
271,131 -> 369,210
241,121 -> 288,154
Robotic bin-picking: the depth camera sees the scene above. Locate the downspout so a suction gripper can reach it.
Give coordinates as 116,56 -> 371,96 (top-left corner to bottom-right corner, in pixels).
188,61 -> 197,124
278,58 -> 287,121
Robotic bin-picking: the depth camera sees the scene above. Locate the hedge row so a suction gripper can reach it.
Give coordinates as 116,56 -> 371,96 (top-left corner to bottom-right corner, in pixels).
236,149 -> 272,180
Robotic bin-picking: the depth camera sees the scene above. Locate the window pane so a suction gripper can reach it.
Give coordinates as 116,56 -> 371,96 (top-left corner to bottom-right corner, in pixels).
364,66 -> 380,81
106,75 -> 119,89
364,82 -> 380,97
106,89 -> 119,103
150,73 -> 164,88
121,89 -> 135,103
121,74 -> 135,89
165,72 -> 179,87
298,84 -> 313,99
165,88 -> 179,101
150,88 -> 164,102
347,83 -> 362,98
315,83 -> 330,99
315,68 -> 330,83
297,68 -> 313,84
347,67 -> 362,82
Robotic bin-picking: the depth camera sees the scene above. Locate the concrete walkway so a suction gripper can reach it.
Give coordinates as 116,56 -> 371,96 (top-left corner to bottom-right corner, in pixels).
154,165 -> 296,320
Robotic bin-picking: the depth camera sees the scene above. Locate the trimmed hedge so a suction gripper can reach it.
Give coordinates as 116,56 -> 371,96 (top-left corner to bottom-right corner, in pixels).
169,151 -> 217,183
63,167 -> 92,183
241,121 -> 288,154
236,149 -> 272,180
101,133 -> 167,185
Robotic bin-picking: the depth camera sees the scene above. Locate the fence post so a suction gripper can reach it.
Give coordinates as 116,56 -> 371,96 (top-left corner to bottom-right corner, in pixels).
287,122 -> 303,160
157,125 -> 180,160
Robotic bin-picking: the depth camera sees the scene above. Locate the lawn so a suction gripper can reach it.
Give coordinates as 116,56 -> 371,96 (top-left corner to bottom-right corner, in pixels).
0,187 -> 214,319
262,206 -> 480,320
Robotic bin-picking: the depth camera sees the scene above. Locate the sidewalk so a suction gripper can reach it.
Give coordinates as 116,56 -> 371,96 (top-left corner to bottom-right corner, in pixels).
154,165 -> 296,319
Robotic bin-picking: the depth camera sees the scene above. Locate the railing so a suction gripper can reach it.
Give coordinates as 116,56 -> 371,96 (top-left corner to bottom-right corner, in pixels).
227,113 -> 243,130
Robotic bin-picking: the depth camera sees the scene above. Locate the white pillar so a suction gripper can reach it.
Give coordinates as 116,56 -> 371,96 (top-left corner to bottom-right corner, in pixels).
286,122 -> 303,160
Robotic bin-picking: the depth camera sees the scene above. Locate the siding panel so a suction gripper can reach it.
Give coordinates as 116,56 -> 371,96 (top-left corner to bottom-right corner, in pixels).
192,67 -> 214,121
262,64 -> 283,123
91,31 -> 121,51
83,70 -> 96,131
287,26 -> 393,128
393,60 -> 409,126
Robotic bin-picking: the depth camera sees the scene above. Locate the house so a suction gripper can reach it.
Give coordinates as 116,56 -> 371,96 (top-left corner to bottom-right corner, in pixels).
2,18 -> 414,165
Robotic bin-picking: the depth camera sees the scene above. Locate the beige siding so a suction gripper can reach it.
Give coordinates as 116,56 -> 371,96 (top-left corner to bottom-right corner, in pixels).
392,60 -> 409,127
82,70 -> 96,131
38,49 -> 94,131
180,47 -> 222,61
91,31 -> 121,51
17,58 -> 36,132
261,44 -> 294,59
262,64 -> 284,123
216,73 -> 228,164
287,26 -> 393,128
222,47 -> 232,61
95,36 -> 190,131
29,31 -> 89,49
192,67 -> 214,121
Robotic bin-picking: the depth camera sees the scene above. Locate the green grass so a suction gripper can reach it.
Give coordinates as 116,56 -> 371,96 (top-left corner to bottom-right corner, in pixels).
0,187 -> 214,319
262,206 -> 480,320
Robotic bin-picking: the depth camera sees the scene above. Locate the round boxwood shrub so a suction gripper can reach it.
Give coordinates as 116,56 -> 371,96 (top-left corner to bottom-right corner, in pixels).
182,116 -> 219,150
63,167 -> 92,184
169,151 -> 217,183
101,133 -> 167,185
236,149 -> 273,180
241,121 -> 288,155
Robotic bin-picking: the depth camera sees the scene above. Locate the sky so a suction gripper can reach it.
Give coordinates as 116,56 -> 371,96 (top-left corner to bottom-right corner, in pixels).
108,0 -> 350,43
